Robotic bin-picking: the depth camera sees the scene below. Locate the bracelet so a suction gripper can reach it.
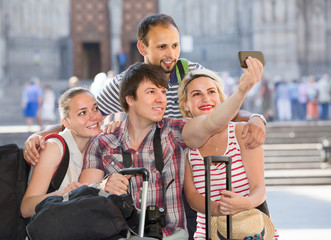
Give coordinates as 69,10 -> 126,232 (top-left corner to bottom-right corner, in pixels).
249,114 -> 267,126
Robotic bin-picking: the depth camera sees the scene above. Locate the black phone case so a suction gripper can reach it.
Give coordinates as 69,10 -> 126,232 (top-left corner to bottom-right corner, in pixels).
238,51 -> 265,68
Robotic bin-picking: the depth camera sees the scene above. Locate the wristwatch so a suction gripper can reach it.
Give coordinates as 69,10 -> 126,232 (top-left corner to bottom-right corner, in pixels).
250,113 -> 267,126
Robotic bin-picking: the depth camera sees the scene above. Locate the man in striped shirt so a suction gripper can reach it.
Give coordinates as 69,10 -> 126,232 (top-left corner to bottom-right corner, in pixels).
97,14 -> 198,120
79,59 -> 264,239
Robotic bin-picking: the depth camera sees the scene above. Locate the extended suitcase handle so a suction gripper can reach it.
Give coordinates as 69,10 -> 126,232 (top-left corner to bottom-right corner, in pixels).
119,167 -> 149,238
204,155 -> 232,240
119,167 -> 150,181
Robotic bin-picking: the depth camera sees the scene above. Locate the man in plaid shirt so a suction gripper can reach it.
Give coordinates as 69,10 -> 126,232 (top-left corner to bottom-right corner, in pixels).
80,58 -> 263,239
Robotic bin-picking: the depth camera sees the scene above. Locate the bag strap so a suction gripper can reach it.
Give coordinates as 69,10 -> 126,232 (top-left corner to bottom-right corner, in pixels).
152,127 -> 174,213
45,134 -> 70,193
122,151 -> 132,168
122,127 -> 163,173
153,127 -> 163,174
176,58 -> 189,84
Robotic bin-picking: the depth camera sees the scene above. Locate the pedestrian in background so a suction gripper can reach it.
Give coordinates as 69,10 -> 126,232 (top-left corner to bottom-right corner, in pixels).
22,78 -> 43,131
288,79 -> 300,120
298,77 -> 308,121
306,76 -> 319,121
317,74 -> 330,120
41,85 -> 57,125
116,48 -> 127,73
259,75 -> 273,121
275,79 -> 291,121
69,76 -> 79,88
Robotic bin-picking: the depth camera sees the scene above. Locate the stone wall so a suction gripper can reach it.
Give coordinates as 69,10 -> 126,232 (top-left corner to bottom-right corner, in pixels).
159,0 -> 331,81
1,0 -> 70,85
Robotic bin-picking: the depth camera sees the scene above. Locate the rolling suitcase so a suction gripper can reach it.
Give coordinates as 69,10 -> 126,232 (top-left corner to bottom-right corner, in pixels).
204,155 -> 232,240
119,167 -> 159,240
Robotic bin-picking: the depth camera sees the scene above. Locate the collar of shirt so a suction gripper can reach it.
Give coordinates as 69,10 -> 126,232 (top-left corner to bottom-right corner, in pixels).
118,118 -> 165,152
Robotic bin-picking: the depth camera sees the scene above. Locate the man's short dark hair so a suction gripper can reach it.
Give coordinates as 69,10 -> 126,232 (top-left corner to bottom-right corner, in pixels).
137,13 -> 179,46
120,63 -> 169,112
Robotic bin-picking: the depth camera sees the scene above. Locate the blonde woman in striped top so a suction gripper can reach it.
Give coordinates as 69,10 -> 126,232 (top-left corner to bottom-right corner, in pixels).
178,69 -> 274,239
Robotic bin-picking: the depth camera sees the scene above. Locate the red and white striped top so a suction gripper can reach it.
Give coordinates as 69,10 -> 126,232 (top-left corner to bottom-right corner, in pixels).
188,122 -> 250,239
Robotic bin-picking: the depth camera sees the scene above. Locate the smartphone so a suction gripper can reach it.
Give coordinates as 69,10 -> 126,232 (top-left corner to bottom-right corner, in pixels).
238,51 -> 265,68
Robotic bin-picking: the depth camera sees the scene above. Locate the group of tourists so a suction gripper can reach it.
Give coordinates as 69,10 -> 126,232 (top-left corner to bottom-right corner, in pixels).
21,14 -> 278,240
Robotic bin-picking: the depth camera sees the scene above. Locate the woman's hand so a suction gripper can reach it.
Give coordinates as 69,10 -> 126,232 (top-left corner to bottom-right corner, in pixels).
217,189 -> 251,216
238,57 -> 264,94
102,121 -> 122,134
60,181 -> 84,196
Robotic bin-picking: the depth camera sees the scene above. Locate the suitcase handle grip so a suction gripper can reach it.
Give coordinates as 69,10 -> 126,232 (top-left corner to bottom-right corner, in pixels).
210,155 -> 232,164
119,167 -> 149,181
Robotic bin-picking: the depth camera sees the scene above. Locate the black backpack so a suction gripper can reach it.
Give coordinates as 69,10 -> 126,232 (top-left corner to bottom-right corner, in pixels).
0,144 -> 30,240
0,134 -> 70,240
26,185 -> 139,240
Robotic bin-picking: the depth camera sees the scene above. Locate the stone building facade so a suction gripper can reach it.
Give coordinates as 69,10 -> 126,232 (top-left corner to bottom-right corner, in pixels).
0,0 -> 331,89
161,0 -> 331,80
0,0 -> 71,88
71,0 -> 111,79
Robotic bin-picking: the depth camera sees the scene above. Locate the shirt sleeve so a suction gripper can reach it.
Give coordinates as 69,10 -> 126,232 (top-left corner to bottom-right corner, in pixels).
83,136 -> 104,171
188,61 -> 204,72
166,118 -> 189,149
96,71 -> 126,116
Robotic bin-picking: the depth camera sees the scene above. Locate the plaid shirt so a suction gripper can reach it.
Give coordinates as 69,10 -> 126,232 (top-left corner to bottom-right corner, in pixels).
84,118 -> 189,236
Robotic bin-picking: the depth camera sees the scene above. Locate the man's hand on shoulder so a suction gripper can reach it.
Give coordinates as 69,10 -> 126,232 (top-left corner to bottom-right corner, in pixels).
102,120 -> 122,134
241,115 -> 266,149
24,133 -> 46,165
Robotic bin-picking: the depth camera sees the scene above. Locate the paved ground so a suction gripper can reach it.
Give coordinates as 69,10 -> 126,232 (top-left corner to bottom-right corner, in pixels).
267,185 -> 331,239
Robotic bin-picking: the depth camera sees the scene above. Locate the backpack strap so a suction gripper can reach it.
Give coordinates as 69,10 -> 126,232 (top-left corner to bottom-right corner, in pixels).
122,151 -> 132,168
153,127 -> 163,174
121,127 -> 163,173
45,134 -> 70,193
176,58 -> 189,84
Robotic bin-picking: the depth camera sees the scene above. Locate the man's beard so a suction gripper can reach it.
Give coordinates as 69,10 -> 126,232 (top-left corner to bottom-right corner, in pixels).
159,61 -> 176,74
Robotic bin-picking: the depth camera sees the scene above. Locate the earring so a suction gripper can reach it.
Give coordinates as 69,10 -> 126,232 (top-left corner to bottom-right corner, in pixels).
185,107 -> 190,111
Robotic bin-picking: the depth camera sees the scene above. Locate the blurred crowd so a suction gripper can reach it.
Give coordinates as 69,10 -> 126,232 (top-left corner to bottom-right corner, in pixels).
20,71 -> 115,131
218,72 -> 331,122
